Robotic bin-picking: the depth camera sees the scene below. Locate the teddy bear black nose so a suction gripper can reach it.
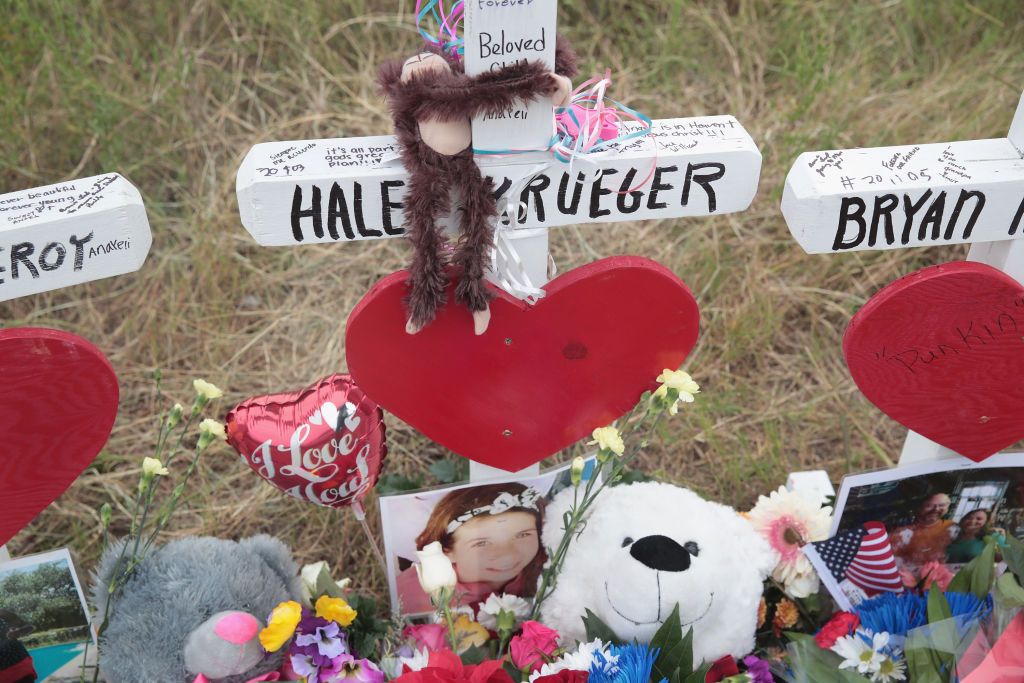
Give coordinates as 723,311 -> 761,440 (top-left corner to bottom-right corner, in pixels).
629,534 -> 692,572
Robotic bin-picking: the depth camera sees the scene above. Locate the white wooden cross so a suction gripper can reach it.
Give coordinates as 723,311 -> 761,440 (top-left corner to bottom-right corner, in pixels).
0,173 -> 151,560
236,1 -> 762,482
0,174 -> 152,302
781,90 -> 1024,468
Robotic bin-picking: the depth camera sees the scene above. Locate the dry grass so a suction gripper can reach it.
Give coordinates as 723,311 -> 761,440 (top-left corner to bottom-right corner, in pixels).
1,0 -> 1023,599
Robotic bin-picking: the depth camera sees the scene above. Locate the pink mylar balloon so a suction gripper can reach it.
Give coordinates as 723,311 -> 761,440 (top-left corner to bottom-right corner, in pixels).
226,374 -> 386,509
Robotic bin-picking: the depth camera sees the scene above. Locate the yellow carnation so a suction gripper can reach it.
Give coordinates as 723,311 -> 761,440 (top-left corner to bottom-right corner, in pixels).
588,426 -> 624,456
259,600 -> 302,652
142,457 -> 168,477
193,379 -> 223,400
315,595 -> 357,627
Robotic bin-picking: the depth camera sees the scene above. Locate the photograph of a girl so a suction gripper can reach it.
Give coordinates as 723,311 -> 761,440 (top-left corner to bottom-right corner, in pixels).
380,459 -> 589,616
395,483 -> 546,614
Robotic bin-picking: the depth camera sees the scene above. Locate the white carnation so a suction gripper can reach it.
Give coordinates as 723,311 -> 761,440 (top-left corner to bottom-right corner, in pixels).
476,593 -> 531,630
529,639 -> 616,682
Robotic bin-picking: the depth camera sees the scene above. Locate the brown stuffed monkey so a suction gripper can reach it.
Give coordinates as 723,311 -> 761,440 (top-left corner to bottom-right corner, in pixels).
379,38 -> 578,335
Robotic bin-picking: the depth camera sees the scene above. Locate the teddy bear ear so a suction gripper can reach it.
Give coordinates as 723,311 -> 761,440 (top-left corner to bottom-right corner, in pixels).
238,535 -> 302,597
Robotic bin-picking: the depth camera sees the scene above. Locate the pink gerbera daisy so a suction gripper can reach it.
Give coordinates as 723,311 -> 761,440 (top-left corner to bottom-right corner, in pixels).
747,486 -> 832,597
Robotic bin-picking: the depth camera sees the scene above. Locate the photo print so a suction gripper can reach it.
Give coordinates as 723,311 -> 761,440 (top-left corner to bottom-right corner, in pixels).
828,452 -> 1024,593
379,458 -> 597,617
0,548 -> 94,682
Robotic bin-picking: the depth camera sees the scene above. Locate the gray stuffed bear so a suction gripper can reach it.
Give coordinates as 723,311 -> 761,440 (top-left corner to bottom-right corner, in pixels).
92,535 -> 302,683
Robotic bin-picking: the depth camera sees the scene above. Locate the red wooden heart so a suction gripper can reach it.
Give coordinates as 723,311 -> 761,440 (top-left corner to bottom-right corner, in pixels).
0,328 -> 119,545
844,261 -> 1024,462
226,374 -> 387,509
346,256 -> 700,471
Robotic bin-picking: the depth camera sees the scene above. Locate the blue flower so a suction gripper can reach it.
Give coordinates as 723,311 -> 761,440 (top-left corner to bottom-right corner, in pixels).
588,643 -> 665,683
856,591 -> 993,638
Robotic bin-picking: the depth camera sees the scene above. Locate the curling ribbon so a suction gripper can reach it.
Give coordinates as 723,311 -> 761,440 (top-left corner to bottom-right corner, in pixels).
415,0 -> 464,60
490,164 -> 552,303
473,71 -> 657,193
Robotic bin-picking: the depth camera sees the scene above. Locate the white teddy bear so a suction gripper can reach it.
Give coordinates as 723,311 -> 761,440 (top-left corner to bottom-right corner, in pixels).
540,482 -> 778,666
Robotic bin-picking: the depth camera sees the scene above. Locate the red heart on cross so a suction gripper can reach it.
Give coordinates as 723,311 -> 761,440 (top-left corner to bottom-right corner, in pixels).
0,328 -> 119,545
844,261 -> 1024,462
345,256 -> 700,471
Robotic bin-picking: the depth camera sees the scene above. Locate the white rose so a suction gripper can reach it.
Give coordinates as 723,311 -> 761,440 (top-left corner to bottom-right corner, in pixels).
415,541 -> 457,598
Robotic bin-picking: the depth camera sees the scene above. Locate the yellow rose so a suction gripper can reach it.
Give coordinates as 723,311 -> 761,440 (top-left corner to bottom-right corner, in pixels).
316,595 -> 357,627
259,600 -> 302,652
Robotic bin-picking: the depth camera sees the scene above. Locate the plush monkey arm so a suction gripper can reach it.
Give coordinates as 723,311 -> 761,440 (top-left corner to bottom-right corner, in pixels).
389,60 -> 559,123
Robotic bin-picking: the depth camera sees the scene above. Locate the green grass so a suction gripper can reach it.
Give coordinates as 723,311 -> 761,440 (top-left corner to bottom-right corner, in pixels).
1,0 -> 1023,600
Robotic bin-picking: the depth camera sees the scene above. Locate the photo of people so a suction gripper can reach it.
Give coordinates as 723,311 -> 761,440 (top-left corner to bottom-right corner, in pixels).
379,458 -> 595,616
832,453 -> 1024,582
0,549 -> 94,682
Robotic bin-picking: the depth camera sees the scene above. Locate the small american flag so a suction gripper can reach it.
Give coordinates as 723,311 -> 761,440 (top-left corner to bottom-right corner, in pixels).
804,522 -> 903,609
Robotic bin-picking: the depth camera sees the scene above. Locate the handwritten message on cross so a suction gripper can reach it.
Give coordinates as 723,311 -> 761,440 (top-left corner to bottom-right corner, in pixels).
782,90 -> 1024,467
0,174 -> 149,562
235,1 -> 763,480
0,174 -> 151,302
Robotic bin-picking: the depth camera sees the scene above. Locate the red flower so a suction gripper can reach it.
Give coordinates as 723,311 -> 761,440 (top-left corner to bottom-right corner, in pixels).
404,623 -> 450,652
814,611 -> 860,649
533,671 -> 589,683
394,650 -> 513,683
509,621 -> 560,672
704,655 -> 739,683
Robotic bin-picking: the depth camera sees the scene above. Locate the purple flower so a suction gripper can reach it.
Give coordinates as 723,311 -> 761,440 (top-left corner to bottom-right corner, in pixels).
328,656 -> 386,683
742,655 -> 773,683
291,651 -> 326,683
296,620 -> 348,659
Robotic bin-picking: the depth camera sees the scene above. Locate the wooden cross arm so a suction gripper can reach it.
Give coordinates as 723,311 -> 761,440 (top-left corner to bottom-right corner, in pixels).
783,91 -> 1024,255
236,116 -> 762,247
0,174 -> 152,302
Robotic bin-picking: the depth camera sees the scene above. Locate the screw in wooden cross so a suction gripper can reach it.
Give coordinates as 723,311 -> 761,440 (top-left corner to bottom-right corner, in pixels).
236,1 -> 763,481
781,90 -> 1024,468
0,174 -> 150,561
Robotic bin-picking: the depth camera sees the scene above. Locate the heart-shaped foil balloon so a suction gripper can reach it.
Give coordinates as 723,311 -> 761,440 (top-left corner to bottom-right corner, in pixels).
226,374 -> 386,509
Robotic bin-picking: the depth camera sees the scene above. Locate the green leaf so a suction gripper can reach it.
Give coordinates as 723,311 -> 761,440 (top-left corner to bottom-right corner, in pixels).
994,571 -> 1024,608
785,636 -> 864,683
376,473 -> 424,495
1003,534 -> 1024,582
648,606 -> 693,683
970,539 -> 997,598
460,644 -> 487,665
927,582 -> 953,624
948,537 -> 997,599
681,662 -> 712,683
582,609 -> 623,644
429,458 -> 464,484
905,645 -> 944,683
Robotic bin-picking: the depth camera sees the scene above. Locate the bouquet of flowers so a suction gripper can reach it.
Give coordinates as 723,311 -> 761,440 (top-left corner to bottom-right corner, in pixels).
259,563 -> 392,683
778,534 -> 1024,682
255,369 -> 719,683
